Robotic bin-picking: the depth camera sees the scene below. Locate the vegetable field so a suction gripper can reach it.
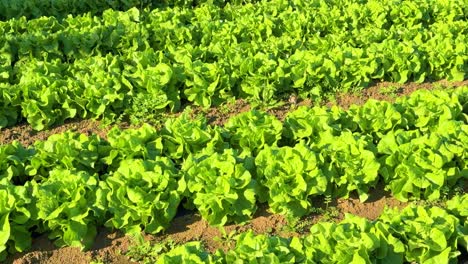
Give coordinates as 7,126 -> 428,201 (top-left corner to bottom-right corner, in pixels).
0,0 -> 467,263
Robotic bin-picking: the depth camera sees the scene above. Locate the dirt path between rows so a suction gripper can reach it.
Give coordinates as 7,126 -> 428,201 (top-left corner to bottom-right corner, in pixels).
1,80 -> 467,147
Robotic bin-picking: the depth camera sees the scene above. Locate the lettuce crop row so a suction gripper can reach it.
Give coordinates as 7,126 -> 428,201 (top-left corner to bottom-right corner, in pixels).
136,194 -> 468,264
0,0 -> 256,20
0,0 -> 152,20
1,0 -> 467,129
0,87 -> 467,258
3,0 -> 465,64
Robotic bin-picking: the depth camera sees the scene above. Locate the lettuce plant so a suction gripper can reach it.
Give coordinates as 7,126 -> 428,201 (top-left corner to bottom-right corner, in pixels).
71,54 -> 129,123
313,132 -> 380,201
102,158 -> 181,235
348,100 -> 408,140
0,180 -> 34,261
17,59 -> 81,130
184,61 -> 228,108
224,110 -> 283,156
283,106 -> 349,144
446,193 -> 468,219
380,205 -> 463,263
122,49 -> 180,112
103,124 -> 163,170
181,149 -> 257,226
27,168 -> 104,249
397,89 -> 464,132
377,121 -> 466,201
0,84 -> 19,128
255,142 -> 326,219
0,142 -> 34,185
161,112 -> 225,160
25,132 -> 109,180
446,193 -> 468,253
302,214 -> 404,263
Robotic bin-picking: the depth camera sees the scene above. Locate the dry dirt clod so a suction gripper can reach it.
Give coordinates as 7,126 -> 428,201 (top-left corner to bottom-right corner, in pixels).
288,94 -> 298,105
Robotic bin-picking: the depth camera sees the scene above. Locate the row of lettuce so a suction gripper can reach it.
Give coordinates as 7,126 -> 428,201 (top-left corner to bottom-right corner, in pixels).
3,0 -> 465,64
1,0 -> 467,129
142,196 -> 468,264
0,87 -> 466,259
0,0 -> 255,20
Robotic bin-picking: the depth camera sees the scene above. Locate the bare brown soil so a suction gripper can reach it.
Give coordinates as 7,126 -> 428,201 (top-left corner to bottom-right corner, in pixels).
0,119 -> 113,147
267,79 -> 468,121
331,79 -> 468,110
8,228 -> 133,264
2,79 -> 467,263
